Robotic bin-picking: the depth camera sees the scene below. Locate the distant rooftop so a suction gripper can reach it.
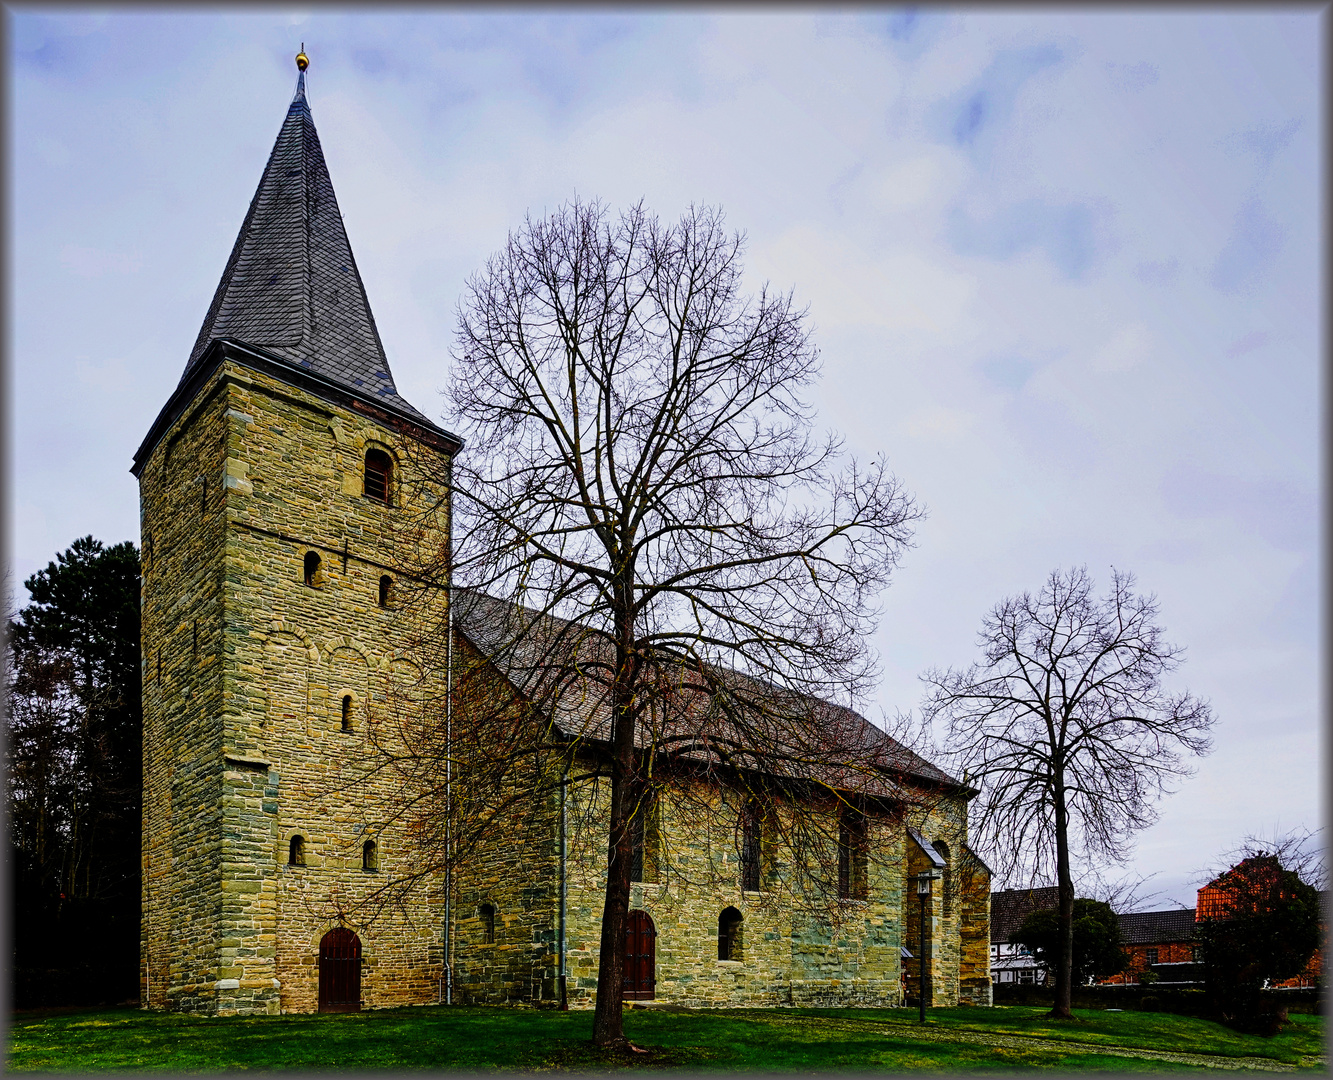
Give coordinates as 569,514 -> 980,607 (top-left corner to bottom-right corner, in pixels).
1117,908 -> 1196,945
988,886 -> 1059,943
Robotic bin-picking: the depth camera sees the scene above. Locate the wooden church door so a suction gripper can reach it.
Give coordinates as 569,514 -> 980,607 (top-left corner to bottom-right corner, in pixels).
622,910 -> 656,1000
319,927 -> 362,1012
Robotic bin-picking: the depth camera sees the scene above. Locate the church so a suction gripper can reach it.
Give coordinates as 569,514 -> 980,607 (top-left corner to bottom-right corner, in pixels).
134,53 -> 991,1017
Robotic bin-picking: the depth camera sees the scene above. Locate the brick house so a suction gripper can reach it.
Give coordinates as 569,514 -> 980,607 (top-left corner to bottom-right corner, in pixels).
136,57 -> 992,1016
1098,861 -> 1326,988
1099,908 -> 1199,986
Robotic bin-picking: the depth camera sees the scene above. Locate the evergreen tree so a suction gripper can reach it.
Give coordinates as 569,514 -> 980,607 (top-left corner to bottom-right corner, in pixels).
7,536 -> 141,1006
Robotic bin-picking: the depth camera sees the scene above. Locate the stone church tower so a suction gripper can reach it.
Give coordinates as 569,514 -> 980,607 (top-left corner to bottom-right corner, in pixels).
133,54 -> 459,1016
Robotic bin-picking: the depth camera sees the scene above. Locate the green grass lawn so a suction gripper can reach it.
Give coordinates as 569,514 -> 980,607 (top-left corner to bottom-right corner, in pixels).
787,1006 -> 1326,1064
7,1002 -> 1325,1073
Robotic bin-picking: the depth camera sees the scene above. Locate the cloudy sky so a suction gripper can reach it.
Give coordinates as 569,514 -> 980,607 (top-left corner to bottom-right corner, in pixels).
9,9 -> 1322,906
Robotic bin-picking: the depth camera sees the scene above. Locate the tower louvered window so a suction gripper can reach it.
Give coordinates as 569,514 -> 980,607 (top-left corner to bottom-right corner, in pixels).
364,449 -> 392,504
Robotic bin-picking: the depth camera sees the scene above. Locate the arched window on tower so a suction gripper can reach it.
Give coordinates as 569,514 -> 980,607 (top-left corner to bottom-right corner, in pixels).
362,839 -> 378,871
364,449 -> 393,505
479,903 -> 496,944
304,551 -> 321,587
378,575 -> 393,608
341,695 -> 353,732
289,835 -> 306,866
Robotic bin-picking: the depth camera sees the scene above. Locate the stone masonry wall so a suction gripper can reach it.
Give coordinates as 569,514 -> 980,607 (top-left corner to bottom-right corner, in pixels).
548,775 -> 979,1010
142,360 -> 453,1015
957,851 -> 993,1005
140,377 -> 230,1012
141,355 -> 989,1017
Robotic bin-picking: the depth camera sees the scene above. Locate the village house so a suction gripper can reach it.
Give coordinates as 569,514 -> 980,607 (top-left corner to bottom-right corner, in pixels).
1099,908 -> 1199,986
988,887 -> 1057,987
135,53 -> 992,1017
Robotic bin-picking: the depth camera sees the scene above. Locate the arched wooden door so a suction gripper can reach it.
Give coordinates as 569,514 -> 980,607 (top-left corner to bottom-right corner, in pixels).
623,910 -> 656,1000
319,927 -> 362,1012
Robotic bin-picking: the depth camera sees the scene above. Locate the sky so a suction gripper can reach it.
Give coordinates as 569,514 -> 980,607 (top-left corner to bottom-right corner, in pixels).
8,9 -> 1323,908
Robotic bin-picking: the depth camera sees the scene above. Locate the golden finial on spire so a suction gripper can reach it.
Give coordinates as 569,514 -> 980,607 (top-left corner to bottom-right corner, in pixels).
296,44 -> 309,71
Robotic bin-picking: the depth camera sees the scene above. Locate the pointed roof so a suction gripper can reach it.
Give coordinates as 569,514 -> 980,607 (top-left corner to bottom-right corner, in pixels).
181,68 -> 429,424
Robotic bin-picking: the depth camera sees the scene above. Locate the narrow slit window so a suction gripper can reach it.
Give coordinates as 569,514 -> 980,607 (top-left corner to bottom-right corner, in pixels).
289,835 -> 306,866
378,575 -> 392,608
629,791 -> 656,883
934,839 -> 952,916
480,903 -> 496,944
364,449 -> 393,504
838,811 -> 867,900
341,695 -> 353,732
304,551 -> 321,587
362,840 -> 378,871
740,800 -> 762,892
718,907 -> 743,961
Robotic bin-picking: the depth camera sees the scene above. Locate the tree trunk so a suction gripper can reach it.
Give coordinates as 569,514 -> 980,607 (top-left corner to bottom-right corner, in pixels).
1050,777 -> 1074,1019
591,612 -> 638,1048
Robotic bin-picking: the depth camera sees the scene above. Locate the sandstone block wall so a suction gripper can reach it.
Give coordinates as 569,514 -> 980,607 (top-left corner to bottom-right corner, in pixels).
538,776 -> 981,1010
142,356 -> 990,1017
140,376 -> 230,1012
141,360 -> 452,1015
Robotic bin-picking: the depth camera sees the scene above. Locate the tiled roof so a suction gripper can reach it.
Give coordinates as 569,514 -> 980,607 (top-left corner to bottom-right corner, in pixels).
989,887 -> 1059,943
451,587 -> 963,795
181,70 -> 430,425
1116,908 -> 1196,945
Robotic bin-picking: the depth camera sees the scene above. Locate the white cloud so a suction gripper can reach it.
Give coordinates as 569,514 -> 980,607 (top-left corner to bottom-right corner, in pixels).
903,405 -> 972,441
1088,321 -> 1153,374
756,226 -> 976,335
59,244 -> 141,278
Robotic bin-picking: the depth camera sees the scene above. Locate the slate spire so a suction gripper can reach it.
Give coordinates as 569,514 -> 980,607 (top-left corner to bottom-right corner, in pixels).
183,52 -> 428,423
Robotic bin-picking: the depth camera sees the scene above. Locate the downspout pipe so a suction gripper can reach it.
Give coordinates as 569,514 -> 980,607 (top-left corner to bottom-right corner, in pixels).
443,462 -> 455,1006
444,587 -> 453,1004
558,761 -> 568,1010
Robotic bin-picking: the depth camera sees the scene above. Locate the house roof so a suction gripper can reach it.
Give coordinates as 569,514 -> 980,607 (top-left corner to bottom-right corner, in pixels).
451,587 -> 965,798
180,67 -> 430,426
1116,908 -> 1196,945
989,887 -> 1059,943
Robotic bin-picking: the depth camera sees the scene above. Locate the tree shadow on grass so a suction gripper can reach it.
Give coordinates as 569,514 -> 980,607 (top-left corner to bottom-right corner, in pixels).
534,1042 -> 722,1072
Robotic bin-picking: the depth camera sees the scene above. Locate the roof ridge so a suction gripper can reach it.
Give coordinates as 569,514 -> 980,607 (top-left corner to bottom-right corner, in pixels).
451,587 -> 964,791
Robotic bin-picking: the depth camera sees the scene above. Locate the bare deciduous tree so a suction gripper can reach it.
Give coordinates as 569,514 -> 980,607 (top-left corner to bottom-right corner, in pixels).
920,566 -> 1214,1020
1197,827 -> 1326,893
405,199 -> 921,1046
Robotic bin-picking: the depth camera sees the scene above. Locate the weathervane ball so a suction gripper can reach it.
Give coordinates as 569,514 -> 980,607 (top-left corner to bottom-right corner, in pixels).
296,47 -> 309,71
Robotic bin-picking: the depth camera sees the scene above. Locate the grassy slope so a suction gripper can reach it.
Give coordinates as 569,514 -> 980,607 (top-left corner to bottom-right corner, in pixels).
6,1004 -> 1323,1073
